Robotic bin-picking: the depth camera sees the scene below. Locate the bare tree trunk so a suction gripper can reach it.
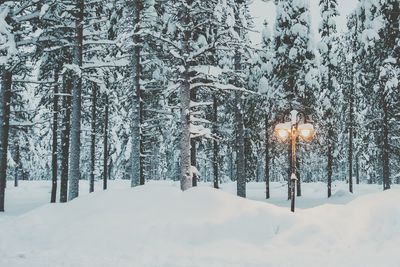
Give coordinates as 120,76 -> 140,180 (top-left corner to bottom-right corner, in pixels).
180,72 -> 191,190
89,84 -> 97,193
103,93 -> 109,190
191,89 -> 197,187
51,70 -> 59,203
191,138 -> 197,186
296,144 -> 301,197
327,141 -> 333,198
180,2 -> 192,191
0,69 -> 12,212
288,141 -> 292,200
355,155 -> 360,184
348,86 -> 353,194
213,94 -> 219,189
60,76 -> 72,203
14,142 -> 20,187
68,0 -> 84,200
235,93 -> 246,198
265,114 -> 270,199
234,18 -> 245,198
131,0 -> 144,187
382,100 -> 390,190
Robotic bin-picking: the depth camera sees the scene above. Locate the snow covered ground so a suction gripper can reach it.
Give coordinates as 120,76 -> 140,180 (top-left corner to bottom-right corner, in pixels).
0,180 -> 399,267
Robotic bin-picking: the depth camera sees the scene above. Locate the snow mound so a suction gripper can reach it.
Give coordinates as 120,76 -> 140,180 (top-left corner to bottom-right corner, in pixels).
331,188 -> 354,198
0,185 -> 399,267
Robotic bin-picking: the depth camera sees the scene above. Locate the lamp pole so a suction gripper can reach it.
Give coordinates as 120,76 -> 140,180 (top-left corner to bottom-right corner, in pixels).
275,110 -> 314,213
290,111 -> 298,212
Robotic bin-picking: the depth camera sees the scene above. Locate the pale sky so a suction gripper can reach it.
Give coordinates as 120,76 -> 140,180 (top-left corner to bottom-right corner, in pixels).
249,0 -> 359,45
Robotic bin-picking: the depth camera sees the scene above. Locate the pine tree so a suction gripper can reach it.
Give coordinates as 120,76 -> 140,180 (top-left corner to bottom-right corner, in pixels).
258,20 -> 278,199
318,0 -> 340,197
273,0 -> 319,199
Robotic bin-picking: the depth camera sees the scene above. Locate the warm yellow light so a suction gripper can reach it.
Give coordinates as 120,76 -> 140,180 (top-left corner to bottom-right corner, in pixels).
275,123 -> 291,141
298,123 -> 314,141
277,129 -> 289,140
300,129 -> 311,139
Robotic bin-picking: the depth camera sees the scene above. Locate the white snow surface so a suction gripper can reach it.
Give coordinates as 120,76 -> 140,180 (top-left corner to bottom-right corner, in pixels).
0,180 -> 399,267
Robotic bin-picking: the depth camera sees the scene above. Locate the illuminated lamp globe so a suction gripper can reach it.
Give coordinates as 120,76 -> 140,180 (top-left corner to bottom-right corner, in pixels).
298,123 -> 314,141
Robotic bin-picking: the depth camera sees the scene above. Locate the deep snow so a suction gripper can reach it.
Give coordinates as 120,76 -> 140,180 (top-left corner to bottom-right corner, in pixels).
0,180 -> 399,267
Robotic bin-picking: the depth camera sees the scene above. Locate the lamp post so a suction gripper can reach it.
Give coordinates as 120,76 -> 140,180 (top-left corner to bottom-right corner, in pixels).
275,110 -> 314,212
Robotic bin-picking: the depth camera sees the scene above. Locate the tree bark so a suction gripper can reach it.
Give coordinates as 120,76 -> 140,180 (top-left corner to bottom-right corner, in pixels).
68,0 -> 84,201
180,2 -> 192,191
288,140 -> 292,200
234,15 -> 245,198
191,88 -> 197,187
180,68 -> 192,191
131,0 -> 144,187
0,69 -> 12,212
265,114 -> 270,199
213,94 -> 219,189
89,84 -> 97,193
348,85 -> 353,194
14,142 -> 20,188
382,100 -> 390,190
296,150 -> 301,197
235,93 -> 246,198
103,93 -> 109,190
51,69 -> 59,203
60,76 -> 72,203
327,141 -> 333,198
355,155 -> 360,184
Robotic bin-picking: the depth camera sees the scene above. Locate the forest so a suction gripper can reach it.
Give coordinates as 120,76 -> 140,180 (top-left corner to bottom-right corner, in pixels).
0,0 -> 399,213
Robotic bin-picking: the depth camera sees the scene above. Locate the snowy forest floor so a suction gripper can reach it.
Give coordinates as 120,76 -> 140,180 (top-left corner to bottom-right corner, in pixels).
1,180 -> 399,267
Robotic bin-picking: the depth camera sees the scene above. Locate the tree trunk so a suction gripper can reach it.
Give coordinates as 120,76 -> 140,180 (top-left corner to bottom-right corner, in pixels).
51,70 -> 59,203
68,0 -> 84,201
191,138 -> 197,186
60,76 -> 72,203
296,152 -> 301,197
180,2 -> 192,191
327,142 -> 333,198
348,86 -> 353,194
103,93 -> 109,190
382,100 -> 390,190
14,142 -> 20,188
0,69 -> 12,212
213,94 -> 219,189
131,0 -> 144,187
191,88 -> 197,187
235,93 -> 246,198
265,114 -> 270,199
355,155 -> 360,185
288,140 -> 292,200
180,73 -> 191,190
89,84 -> 97,193
234,20 -> 245,197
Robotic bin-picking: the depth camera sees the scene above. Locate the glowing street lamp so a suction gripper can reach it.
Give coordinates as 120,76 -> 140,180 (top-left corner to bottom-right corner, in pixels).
274,110 -> 315,212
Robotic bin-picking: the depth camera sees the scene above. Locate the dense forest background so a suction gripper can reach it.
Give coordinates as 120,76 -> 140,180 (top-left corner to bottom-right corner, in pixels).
0,0 -> 399,210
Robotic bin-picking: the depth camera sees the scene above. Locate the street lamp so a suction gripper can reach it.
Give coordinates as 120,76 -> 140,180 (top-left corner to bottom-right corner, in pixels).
274,110 -> 315,212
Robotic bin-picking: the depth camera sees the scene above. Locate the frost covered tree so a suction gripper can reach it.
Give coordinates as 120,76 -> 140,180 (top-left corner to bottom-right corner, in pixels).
258,20 -> 278,198
156,0 -> 249,191
0,1 -> 44,211
273,0 -> 319,112
376,0 -> 399,189
352,0 -> 399,190
272,0 -> 319,198
318,0 -> 340,197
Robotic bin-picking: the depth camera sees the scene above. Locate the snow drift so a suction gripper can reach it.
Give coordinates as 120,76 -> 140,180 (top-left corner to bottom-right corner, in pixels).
0,184 -> 399,267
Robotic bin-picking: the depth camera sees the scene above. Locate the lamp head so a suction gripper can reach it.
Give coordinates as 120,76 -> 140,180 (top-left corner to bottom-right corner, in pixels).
275,123 -> 291,141
298,123 -> 315,142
